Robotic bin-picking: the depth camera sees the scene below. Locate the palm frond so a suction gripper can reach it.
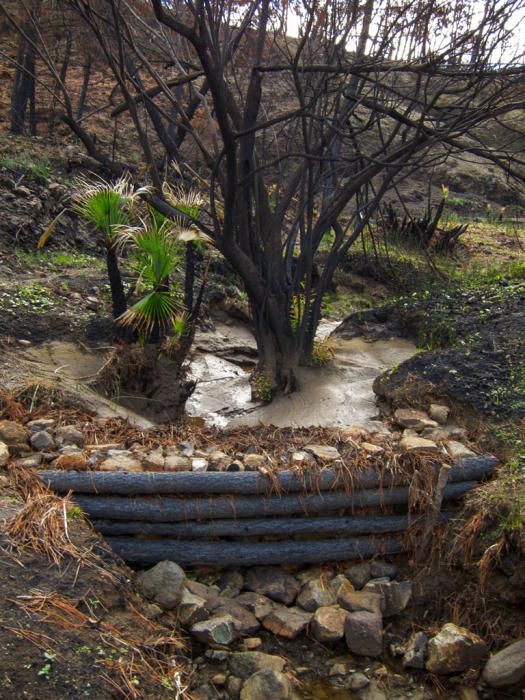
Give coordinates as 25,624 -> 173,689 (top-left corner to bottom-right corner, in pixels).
117,291 -> 183,336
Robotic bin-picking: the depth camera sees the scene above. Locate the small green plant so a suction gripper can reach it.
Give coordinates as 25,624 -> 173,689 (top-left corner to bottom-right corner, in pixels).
0,153 -> 51,182
75,646 -> 91,656
66,506 -> 83,521
250,371 -> 273,402
38,651 -> 57,679
311,337 -> 335,366
1,285 -> 54,314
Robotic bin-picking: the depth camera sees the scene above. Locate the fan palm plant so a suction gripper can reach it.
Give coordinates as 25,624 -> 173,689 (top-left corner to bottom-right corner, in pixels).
73,174 -> 149,319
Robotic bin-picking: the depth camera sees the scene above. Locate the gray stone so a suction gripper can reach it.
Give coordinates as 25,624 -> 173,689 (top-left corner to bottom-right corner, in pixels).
204,596 -> 260,636
227,676 -> 243,699
235,592 -> 274,620
370,560 -> 397,579
178,589 -> 208,626
361,442 -> 384,455
229,651 -> 286,679
0,441 -> 9,466
142,448 -> 165,469
403,631 -> 428,669
357,680 -> 389,700
429,404 -> 450,425
164,454 -> 190,471
15,454 -> 42,468
191,614 -> 238,645
331,574 -> 354,595
138,560 -> 186,610
311,605 -> 348,643
245,566 -> 301,605
55,425 -> 84,447
179,441 -> 195,457
297,578 -> 336,611
426,623 -> 488,674
364,580 -> 411,617
399,436 -> 440,453
240,669 -> 292,700
348,672 -> 370,691
337,588 -> 383,615
30,430 -> 55,451
394,408 -> 438,431
218,569 -> 244,595
304,444 -> 341,461
446,441 -> 476,459
191,457 -> 208,472
482,639 -> 525,688
27,418 -> 55,432
344,611 -> 383,658
262,605 -> 312,639
186,580 -> 218,598
98,455 -> 143,472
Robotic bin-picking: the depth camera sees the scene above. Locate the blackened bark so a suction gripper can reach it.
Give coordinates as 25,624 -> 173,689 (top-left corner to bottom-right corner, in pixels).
76,54 -> 92,120
106,246 -> 127,319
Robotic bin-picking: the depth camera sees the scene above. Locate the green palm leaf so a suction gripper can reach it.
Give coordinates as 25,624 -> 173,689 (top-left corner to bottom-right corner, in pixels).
117,291 -> 183,336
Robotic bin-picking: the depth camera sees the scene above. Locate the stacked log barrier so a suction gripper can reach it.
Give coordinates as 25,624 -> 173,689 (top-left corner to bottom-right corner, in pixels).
39,456 -> 496,567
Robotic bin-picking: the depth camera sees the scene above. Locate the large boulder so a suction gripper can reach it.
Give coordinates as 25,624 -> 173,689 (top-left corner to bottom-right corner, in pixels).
426,623 -> 488,674
344,611 -> 383,658
482,639 -> 525,688
138,560 -> 186,610
245,566 -> 301,605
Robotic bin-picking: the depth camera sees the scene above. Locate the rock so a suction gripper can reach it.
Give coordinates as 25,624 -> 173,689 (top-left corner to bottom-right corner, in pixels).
297,578 -> 336,612
331,574 -> 355,598
98,455 -> 143,472
394,408 -> 438,431
191,614 -> 239,645
421,427 -> 453,441
205,596 -> 260,636
227,676 -> 243,699
361,442 -> 384,455
218,569 -> 244,597
211,672 -> 227,686
55,425 -> 84,447
304,444 -> 341,461
142,448 -> 165,470
0,421 -> 29,446
344,563 -> 371,589
369,561 -> 397,579
0,441 -> 9,466
235,592 -> 274,620
311,606 -> 348,643
458,688 -> 479,700
344,611 -> 383,658
364,580 -> 411,617
186,580 -> 218,598
399,436 -> 440,453
482,638 -> 525,688
348,672 -> 370,691
446,441 -> 476,459
426,623 -> 488,674
262,605 -> 312,639
337,588 -> 383,615
428,404 -> 450,425
240,669 -> 292,700
179,441 -> 194,457
52,453 -> 89,471
178,589 -> 208,626
138,560 -> 186,610
403,631 -> 428,669
191,458 -> 208,472
229,651 -> 286,679
245,566 -> 301,605
243,454 -> 266,468
14,454 -> 42,468
144,603 -> 163,620
291,451 -> 311,463
241,638 -> 262,651
27,418 -> 55,432
341,425 -> 369,441
30,431 -> 56,451
164,454 -> 190,471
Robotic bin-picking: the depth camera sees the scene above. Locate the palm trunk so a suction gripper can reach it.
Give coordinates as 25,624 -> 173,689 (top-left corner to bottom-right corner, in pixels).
106,246 -> 127,319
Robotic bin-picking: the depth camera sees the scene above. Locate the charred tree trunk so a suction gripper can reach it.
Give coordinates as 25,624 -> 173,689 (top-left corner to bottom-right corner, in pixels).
76,54 -> 92,121
106,246 -> 127,320
9,2 -> 41,136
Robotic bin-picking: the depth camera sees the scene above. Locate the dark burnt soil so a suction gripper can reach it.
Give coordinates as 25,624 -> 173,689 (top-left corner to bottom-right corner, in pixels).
0,496 -> 187,699
336,276 -> 525,421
